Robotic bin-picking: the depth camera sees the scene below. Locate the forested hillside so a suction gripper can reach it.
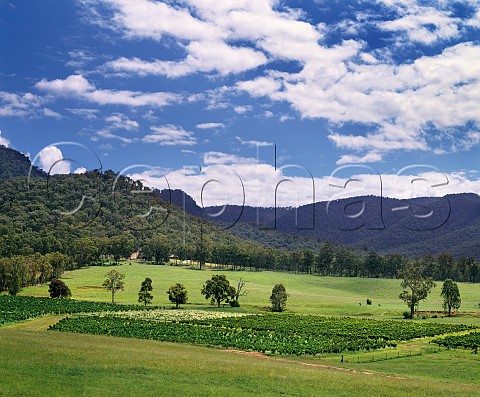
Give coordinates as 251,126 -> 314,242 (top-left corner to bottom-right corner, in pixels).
0,145 -> 46,179
0,170 -> 266,258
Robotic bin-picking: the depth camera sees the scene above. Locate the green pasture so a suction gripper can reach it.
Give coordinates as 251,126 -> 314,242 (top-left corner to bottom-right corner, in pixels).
0,327 -> 479,397
20,261 -> 480,324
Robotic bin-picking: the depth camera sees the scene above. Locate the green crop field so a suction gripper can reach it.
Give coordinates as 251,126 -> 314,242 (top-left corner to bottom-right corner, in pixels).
2,262 -> 479,396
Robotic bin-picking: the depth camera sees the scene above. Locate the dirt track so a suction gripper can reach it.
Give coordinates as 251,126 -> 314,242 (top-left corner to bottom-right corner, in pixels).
223,349 -> 407,379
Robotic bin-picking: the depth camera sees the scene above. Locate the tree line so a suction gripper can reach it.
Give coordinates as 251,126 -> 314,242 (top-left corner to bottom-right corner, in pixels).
139,238 -> 480,283
1,238 -> 479,297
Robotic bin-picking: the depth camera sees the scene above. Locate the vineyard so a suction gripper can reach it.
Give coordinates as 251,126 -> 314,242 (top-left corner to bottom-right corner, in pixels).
0,295 -> 149,325
50,313 -> 473,355
3,296 -> 477,356
432,332 -> 480,349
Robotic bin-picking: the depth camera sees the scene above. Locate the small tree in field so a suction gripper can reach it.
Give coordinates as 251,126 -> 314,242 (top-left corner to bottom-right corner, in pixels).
201,275 -> 235,307
441,279 -> 461,316
399,261 -> 435,319
167,283 -> 188,308
270,284 -> 288,312
138,277 -> 153,306
102,269 -> 125,304
48,279 -> 71,298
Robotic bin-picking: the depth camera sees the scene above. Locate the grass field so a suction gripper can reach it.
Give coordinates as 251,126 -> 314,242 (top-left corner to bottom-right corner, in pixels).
4,262 -> 479,396
20,261 -> 480,323
1,327 -> 479,397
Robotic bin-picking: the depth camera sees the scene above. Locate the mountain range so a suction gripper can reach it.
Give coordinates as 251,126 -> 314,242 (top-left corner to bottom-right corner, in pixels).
159,189 -> 480,259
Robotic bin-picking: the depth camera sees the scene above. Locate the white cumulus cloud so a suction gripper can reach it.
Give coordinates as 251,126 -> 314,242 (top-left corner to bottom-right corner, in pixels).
0,130 -> 10,147
38,146 -> 71,175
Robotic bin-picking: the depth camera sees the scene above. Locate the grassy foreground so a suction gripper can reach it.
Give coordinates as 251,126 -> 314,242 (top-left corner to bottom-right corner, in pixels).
0,327 -> 479,397
6,263 -> 479,396
20,262 -> 480,322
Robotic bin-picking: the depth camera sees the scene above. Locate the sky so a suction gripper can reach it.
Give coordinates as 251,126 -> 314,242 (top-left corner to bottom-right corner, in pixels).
1,0 -> 480,207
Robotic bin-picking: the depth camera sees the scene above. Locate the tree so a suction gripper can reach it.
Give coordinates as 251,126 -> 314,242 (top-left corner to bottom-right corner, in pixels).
270,284 -> 288,312
138,277 -> 153,306
436,252 -> 456,280
234,278 -> 248,302
45,252 -> 69,278
107,236 -> 134,264
48,278 -> 71,298
364,251 -> 383,278
201,275 -> 235,307
316,242 -> 334,275
7,272 -> 22,296
167,283 -> 188,308
102,269 -> 125,304
441,279 -> 461,316
193,230 -> 212,270
399,261 -> 435,319
72,238 -> 99,267
6,256 -> 25,296
143,236 -> 171,265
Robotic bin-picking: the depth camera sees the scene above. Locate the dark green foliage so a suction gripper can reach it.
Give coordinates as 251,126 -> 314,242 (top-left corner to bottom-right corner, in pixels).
142,236 -> 170,265
108,235 -> 134,264
201,275 -> 235,307
432,332 -> 480,349
48,278 -> 71,298
229,299 -> 240,307
0,253 -> 66,295
166,283 -> 187,308
270,284 -> 288,312
7,272 -> 22,296
72,238 -> 99,267
0,164 -> 276,272
366,299 -> 372,305
0,145 -> 46,179
138,277 -> 153,306
441,279 -> 461,315
0,295 -> 145,326
50,314 -> 472,355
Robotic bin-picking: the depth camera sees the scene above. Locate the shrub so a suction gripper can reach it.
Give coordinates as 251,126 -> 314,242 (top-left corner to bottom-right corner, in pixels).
48,279 -> 71,298
366,299 -> 372,305
229,299 -> 240,307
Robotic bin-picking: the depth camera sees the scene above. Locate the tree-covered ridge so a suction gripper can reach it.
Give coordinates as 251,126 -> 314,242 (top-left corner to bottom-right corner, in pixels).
0,145 -> 46,180
0,170 -> 262,258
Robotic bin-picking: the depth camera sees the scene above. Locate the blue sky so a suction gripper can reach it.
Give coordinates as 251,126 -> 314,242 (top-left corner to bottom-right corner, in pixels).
1,0 -> 480,206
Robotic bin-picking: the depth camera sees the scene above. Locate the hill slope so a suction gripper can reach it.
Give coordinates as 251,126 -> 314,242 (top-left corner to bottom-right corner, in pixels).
0,145 -> 46,179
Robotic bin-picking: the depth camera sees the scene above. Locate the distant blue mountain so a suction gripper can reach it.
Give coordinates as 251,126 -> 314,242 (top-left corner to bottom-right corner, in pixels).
159,188 -> 480,258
